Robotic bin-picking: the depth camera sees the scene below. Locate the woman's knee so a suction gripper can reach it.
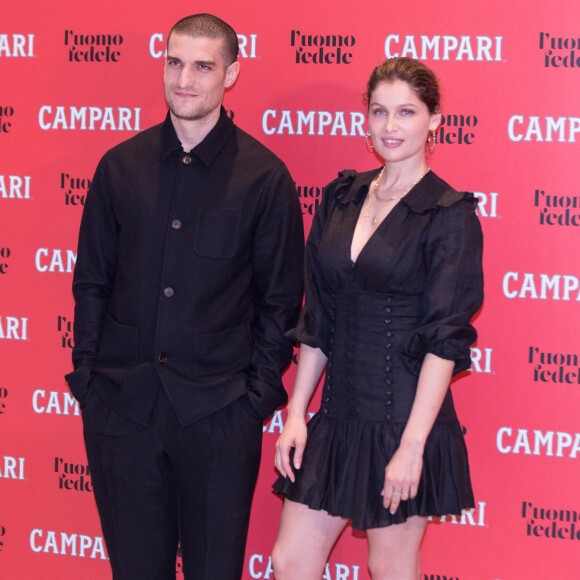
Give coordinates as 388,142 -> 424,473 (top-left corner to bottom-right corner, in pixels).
271,541 -> 299,580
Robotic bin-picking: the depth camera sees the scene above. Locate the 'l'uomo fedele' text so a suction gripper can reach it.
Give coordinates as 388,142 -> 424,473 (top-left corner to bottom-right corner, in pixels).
534,189 -> 580,227
529,346 -> 580,385
64,30 -> 122,63
540,32 -> 580,68
0,105 -> 14,133
249,555 -> 360,579
290,30 -> 356,64
61,172 -> 91,206
55,457 -> 93,492
523,500 -> 580,541
503,272 -> 580,300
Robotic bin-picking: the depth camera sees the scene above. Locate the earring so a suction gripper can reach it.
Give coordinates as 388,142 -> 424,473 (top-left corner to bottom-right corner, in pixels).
427,130 -> 437,152
365,130 -> 374,150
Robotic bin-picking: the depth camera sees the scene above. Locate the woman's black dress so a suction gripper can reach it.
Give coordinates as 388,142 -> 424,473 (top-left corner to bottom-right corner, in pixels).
273,169 -> 484,530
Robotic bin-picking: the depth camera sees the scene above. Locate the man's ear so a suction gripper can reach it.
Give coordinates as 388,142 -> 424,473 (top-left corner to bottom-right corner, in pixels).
225,61 -> 240,88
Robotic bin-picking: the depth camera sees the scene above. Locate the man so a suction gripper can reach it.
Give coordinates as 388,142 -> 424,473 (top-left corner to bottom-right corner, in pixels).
66,14 -> 304,579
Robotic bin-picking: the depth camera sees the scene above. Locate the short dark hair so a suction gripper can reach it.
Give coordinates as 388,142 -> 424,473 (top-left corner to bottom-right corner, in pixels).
168,14 -> 239,66
364,57 -> 441,114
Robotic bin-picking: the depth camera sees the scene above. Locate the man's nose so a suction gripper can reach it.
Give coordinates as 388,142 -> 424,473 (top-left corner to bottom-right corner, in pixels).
178,65 -> 195,87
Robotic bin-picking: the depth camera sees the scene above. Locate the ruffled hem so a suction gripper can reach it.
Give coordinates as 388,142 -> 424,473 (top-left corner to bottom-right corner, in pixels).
273,413 -> 474,530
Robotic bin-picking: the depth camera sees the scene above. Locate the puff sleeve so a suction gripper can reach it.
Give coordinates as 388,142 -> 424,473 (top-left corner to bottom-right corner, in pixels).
403,193 -> 484,375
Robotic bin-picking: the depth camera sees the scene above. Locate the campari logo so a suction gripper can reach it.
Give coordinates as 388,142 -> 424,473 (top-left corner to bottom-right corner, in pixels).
263,409 -> 316,435
503,272 -> 580,301
32,389 -> 80,416
35,249 -> 76,273
290,30 -> 356,64
384,34 -> 502,61
149,33 -> 258,59
39,106 -> 141,131
473,191 -> 499,218
429,501 -> 487,527
262,109 -> 365,137
497,427 -> 580,458
522,500 -> 580,541
0,34 -> 35,57
0,175 -> 31,200
249,554 -> 361,579
30,529 -> 107,560
533,188 -> 580,227
539,32 -> 580,68
64,30 -> 123,62
0,316 -> 28,340
508,115 -> 580,143
528,346 -> 580,386
0,456 -> 25,480
470,347 -> 493,374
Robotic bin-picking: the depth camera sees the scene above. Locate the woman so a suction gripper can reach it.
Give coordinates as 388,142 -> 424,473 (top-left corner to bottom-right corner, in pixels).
272,57 -> 483,580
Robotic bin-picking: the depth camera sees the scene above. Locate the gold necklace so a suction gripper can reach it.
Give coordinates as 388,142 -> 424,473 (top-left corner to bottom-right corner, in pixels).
372,166 -> 430,203
364,166 -> 430,225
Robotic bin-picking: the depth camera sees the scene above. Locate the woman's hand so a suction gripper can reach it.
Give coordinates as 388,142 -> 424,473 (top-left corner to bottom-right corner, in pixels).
274,344 -> 327,482
382,439 -> 424,515
274,414 -> 308,482
382,354 -> 455,514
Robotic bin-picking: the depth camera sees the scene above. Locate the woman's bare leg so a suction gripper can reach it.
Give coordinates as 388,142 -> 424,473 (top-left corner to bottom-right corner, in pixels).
366,516 -> 428,580
272,499 -> 349,580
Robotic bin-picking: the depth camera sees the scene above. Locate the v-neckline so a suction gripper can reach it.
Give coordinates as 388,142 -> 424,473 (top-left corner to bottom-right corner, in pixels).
349,196 -> 401,264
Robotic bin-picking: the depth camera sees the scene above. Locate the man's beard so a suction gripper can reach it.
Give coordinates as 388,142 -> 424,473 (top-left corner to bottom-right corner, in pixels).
167,104 -> 208,122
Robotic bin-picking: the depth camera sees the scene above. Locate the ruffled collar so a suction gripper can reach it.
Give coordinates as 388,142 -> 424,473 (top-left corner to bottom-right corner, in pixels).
333,169 -> 365,206
333,168 -> 466,214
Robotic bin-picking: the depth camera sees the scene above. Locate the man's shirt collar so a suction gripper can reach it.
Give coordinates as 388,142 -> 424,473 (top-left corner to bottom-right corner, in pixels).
160,106 -> 235,165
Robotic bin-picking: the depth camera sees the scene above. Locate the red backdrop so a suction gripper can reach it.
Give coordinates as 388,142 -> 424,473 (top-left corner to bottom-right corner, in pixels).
1,1 -> 579,578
